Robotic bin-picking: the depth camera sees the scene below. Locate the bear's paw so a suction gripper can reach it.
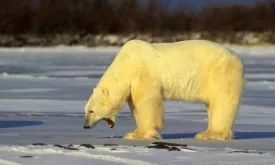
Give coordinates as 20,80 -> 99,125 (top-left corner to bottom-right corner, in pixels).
123,130 -> 162,140
195,130 -> 232,140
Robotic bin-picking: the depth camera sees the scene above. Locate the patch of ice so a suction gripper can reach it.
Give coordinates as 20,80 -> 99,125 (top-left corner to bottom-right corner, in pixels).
0,72 -> 49,80
0,158 -> 22,165
1,145 -> 157,165
0,88 -> 58,93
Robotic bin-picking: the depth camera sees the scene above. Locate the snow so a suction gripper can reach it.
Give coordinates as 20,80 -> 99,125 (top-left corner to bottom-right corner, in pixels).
1,144 -> 275,165
0,45 -> 275,165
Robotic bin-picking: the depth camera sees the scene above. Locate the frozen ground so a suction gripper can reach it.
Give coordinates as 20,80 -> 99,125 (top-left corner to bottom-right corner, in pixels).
0,45 -> 275,165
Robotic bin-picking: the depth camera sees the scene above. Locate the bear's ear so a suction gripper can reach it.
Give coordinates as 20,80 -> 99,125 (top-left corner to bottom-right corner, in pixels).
100,87 -> 109,96
93,87 -> 109,96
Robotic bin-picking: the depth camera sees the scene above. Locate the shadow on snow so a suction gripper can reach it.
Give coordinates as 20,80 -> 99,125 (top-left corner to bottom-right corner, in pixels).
100,131 -> 275,140
0,120 -> 44,128
162,131 -> 275,140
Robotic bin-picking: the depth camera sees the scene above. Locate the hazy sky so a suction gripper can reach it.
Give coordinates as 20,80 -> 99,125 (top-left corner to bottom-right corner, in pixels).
143,0 -> 264,11
193,0 -> 263,7
189,0 -> 263,10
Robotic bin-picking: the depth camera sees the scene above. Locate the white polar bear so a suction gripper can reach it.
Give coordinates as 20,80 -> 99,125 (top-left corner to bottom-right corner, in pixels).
84,39 -> 245,140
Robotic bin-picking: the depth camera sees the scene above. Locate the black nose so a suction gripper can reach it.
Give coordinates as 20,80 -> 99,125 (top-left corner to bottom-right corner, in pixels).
84,126 -> 90,129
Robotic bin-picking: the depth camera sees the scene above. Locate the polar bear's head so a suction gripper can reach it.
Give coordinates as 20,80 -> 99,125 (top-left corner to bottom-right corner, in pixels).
84,87 -> 118,129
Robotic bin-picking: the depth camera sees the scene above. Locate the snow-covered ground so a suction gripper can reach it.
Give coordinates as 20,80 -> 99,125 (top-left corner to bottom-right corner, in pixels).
1,45 -> 275,165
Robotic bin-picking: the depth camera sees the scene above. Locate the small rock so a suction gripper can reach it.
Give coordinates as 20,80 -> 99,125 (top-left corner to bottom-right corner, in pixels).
53,144 -> 64,148
32,143 -> 47,146
152,142 -> 187,147
65,147 -> 79,151
168,146 -> 180,151
80,144 -> 95,149
53,144 -> 79,151
229,149 -> 249,154
104,144 -> 118,147
20,155 -> 34,158
146,143 -> 170,150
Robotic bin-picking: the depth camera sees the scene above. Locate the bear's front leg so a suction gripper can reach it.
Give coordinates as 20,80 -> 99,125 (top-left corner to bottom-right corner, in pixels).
123,89 -> 164,140
124,98 -> 139,139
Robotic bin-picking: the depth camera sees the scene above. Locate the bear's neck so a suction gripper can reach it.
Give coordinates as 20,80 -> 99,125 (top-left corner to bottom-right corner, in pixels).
98,61 -> 131,109
98,74 -> 130,110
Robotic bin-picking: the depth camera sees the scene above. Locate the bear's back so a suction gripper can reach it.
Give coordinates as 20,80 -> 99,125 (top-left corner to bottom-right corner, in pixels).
142,40 -> 240,100
152,40 -> 233,59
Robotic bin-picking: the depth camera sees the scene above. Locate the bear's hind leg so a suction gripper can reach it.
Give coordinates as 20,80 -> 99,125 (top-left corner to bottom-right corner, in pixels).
195,98 -> 239,140
196,58 -> 243,140
195,103 -> 213,135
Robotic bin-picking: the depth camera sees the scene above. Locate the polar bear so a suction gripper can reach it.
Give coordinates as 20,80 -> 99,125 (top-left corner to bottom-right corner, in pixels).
84,39 -> 244,141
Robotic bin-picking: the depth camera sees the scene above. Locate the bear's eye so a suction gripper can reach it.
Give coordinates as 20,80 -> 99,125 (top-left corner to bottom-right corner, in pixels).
89,110 -> 94,114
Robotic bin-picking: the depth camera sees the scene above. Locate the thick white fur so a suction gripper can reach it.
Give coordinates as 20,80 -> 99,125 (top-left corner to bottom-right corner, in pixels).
84,39 -> 245,140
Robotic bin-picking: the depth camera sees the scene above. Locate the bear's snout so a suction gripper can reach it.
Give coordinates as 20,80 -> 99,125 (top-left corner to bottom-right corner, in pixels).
83,113 -> 101,129
84,126 -> 90,129
83,114 -> 91,129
